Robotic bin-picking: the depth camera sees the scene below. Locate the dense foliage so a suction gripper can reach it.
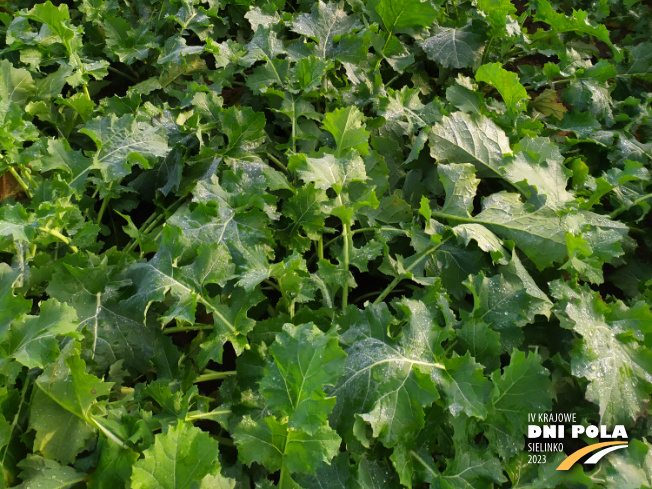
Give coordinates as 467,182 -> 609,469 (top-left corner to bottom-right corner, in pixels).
1,0 -> 652,487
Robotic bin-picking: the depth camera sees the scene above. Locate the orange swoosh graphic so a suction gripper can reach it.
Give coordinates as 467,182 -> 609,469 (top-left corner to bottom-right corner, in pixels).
556,441 -> 628,470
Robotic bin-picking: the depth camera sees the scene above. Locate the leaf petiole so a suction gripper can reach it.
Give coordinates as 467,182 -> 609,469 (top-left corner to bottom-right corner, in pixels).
7,167 -> 32,198
96,181 -> 114,225
610,192 -> 652,218
38,226 -> 79,253
372,236 -> 450,305
163,325 -> 213,334
185,410 -> 232,421
90,416 -> 130,450
1,376 -> 32,469
194,371 -> 237,383
341,222 -> 351,309
266,152 -> 288,172
317,236 -> 324,260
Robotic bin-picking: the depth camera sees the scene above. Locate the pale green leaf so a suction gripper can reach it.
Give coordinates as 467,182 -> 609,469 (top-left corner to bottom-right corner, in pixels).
80,114 -> 169,181
437,163 -> 479,218
291,1 -> 361,59
289,152 -> 367,192
552,282 -> 652,425
420,27 -> 483,69
429,112 -> 512,179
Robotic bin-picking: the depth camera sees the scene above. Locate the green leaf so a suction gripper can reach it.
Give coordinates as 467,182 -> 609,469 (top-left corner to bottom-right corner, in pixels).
242,26 -> 284,65
0,299 -> 78,369
57,92 -> 95,122
274,93 -> 321,149
322,107 -> 370,157
293,453 -> 354,488
552,282 -> 652,425
291,1 -> 361,59
505,452 -> 594,488
29,388 -> 96,465
357,458 -> 401,488
40,139 -> 94,196
0,263 -> 31,336
431,353 -> 491,419
377,87 -> 439,137
420,27 -> 484,69
22,1 -> 78,50
429,112 -> 511,179
158,37 -> 205,65
533,0 -> 620,60
47,256 -> 160,374
169,171 -> 275,254
233,415 -> 341,476
234,324 -> 344,480
465,252 -> 552,347
246,58 -> 290,94
562,80 -> 613,125
375,0 -> 438,32
503,137 -> 574,209
126,226 -> 234,320
484,350 -> 552,458
455,319 -> 502,372
0,204 -> 36,243
622,42 -> 652,77
1,0 -> 651,483
477,0 -> 517,30
232,415 -> 286,472
413,447 -> 507,488
289,152 -> 367,192
131,420 -> 222,489
446,76 -> 483,116
452,224 -> 509,265
80,114 -> 169,181
34,348 -> 113,421
475,63 -> 529,113
260,323 -> 346,434
293,57 -> 332,92
331,301 -> 447,447
550,110 -> 602,138
0,59 -> 35,124
197,287 -> 265,365
371,31 -> 415,71
437,163 -> 480,218
198,473 -> 237,489
455,193 -> 567,269
282,426 -> 342,475
15,455 -> 86,489
103,17 -> 155,64
87,438 -> 139,489
217,106 -> 267,157
125,226 -> 255,361
604,439 -> 652,489
280,184 -> 328,252
30,346 -> 112,464
245,7 -> 281,31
